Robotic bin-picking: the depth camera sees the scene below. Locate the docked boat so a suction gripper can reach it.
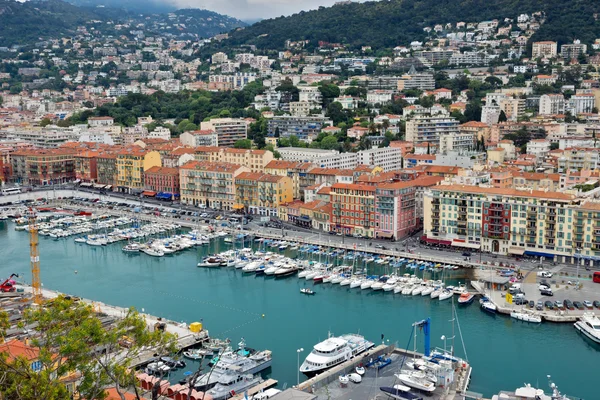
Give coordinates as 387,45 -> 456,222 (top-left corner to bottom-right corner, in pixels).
379,385 -> 423,400
183,348 -> 214,360
479,296 -> 497,314
143,247 -> 164,257
206,373 -> 263,400
438,290 -> 453,301
145,361 -> 171,375
74,237 -> 87,243
458,292 -> 475,305
274,265 -> 298,277
574,313 -> 600,344
198,256 -> 223,268
511,310 -> 542,323
349,278 -> 362,288
300,288 -> 315,295
299,333 -> 374,377
194,342 -> 272,390
122,243 -> 142,253
452,283 -> 468,295
395,371 -> 436,392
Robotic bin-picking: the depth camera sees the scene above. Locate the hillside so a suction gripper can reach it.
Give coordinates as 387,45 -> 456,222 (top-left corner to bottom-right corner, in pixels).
222,0 -> 600,50
0,0 -> 246,46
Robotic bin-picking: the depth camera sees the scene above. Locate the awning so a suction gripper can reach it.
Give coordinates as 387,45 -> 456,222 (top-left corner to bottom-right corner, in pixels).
80,182 -> 92,187
141,190 -> 156,197
298,215 -> 311,221
105,185 -> 112,190
508,247 -> 525,255
378,232 -> 394,239
439,240 -> 452,246
233,204 -> 245,210
451,241 -> 480,249
93,184 -> 105,189
524,250 -> 555,259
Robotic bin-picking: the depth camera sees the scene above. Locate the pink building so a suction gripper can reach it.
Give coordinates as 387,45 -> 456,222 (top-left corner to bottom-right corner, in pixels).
375,181 -> 417,240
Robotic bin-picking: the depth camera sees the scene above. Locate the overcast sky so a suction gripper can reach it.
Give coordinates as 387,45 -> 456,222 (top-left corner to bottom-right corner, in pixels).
171,0 -> 342,21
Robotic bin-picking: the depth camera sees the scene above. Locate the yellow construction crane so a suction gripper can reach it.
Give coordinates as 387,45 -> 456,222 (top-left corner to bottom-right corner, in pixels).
27,207 -> 42,305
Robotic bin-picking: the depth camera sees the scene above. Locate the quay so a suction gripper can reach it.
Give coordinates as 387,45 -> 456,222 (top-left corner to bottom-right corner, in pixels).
291,344 -> 472,400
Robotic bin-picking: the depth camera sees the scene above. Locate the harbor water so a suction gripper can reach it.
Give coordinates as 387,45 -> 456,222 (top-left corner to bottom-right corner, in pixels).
0,222 -> 595,398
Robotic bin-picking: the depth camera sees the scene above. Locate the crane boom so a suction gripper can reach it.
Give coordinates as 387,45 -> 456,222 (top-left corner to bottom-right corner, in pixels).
27,208 -> 42,305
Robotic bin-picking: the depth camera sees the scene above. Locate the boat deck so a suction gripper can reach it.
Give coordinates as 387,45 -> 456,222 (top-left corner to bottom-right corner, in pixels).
230,379 -> 278,400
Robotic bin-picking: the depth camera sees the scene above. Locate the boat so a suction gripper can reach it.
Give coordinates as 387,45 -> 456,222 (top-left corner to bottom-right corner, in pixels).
250,388 -> 281,400
438,290 -> 453,301
206,373 -> 263,400
452,284 -> 468,295
511,310 -> 542,323
274,265 -> 298,278
183,348 -> 214,360
143,247 -> 164,257
349,278 -> 362,288
338,375 -> 349,384
198,256 -> 223,268
299,333 -> 374,377
574,313 -> 600,343
300,288 -> 315,295
492,378 -> 572,400
395,372 -> 436,392
355,366 -> 365,375
458,292 -> 475,305
74,237 -> 87,243
479,296 -> 497,314
122,243 -> 142,253
360,279 -> 374,290
194,341 -> 272,390
379,385 -> 423,400
145,361 -> 171,375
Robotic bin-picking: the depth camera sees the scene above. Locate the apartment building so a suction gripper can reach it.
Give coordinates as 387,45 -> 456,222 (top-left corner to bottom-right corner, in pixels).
298,86 -> 323,106
234,172 -> 293,216
115,148 -> 161,193
375,181 -> 417,240
459,121 -> 491,142
568,94 -> 595,115
422,185 -> 592,262
179,161 -> 250,209
179,130 -> 219,147
96,153 -> 118,187
278,147 -> 357,169
557,148 -> 600,172
526,139 -> 551,161
560,40 -> 587,60
531,41 -> 557,59
264,160 -> 315,199
405,116 -> 460,146
144,166 -> 180,195
267,116 -> 333,141
199,118 -> 248,148
193,148 -> 273,173
356,147 -> 403,171
539,94 -> 565,115
74,151 -> 99,183
10,148 -> 77,185
438,132 -> 475,154
330,183 -> 376,238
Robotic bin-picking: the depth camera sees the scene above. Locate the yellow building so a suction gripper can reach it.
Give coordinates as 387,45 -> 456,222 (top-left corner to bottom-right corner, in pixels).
234,172 -> 293,217
487,147 -> 506,164
194,147 -> 274,172
116,147 -> 161,193
264,160 -> 315,200
179,161 -> 250,209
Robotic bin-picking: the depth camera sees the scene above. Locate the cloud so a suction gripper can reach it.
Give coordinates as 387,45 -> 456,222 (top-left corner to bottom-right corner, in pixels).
171,0 -> 339,20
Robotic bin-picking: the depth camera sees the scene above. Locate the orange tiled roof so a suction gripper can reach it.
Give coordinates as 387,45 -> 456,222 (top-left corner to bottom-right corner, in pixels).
0,340 -> 39,362
435,185 -> 574,200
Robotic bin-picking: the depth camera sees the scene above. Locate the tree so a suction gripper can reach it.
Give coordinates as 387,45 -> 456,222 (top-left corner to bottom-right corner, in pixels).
0,95 -> 3,106
419,95 -> 435,109
318,83 -> 340,105
234,139 -> 252,149
498,110 -> 508,123
320,135 -> 339,150
0,296 -> 176,400
39,118 -> 52,127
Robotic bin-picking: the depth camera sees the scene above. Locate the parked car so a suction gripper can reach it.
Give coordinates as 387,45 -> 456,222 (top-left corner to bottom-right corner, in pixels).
537,271 -> 553,278
593,300 -> 600,309
554,300 -> 564,309
528,300 -> 535,308
573,301 -> 584,310
564,299 -> 574,310
544,301 -> 554,310
538,284 -> 551,291
540,289 -> 554,296
514,297 -> 527,305
536,301 -> 543,311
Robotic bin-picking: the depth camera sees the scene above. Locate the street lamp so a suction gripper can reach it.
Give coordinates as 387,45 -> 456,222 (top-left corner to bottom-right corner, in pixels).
296,348 -> 304,386
441,335 -> 446,354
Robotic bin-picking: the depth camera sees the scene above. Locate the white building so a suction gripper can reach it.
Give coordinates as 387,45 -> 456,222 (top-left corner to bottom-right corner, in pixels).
278,147 -> 358,169
356,147 -> 403,171
568,94 -> 595,115
438,132 -> 475,154
211,52 -> 228,64
526,139 -> 551,161
366,90 -> 394,105
88,116 -> 114,127
200,118 -> 247,148
147,127 -> 171,140
298,86 -> 323,106
333,96 -> 358,110
539,94 -> 565,115
180,130 -> 219,147
405,116 -> 460,146
481,103 -> 501,125
289,101 -> 312,117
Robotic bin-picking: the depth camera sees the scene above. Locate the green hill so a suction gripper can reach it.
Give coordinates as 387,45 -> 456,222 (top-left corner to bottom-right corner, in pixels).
222,0 -> 600,50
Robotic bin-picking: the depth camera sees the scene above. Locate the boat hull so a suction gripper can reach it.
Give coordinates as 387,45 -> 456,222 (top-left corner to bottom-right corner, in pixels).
575,322 -> 600,344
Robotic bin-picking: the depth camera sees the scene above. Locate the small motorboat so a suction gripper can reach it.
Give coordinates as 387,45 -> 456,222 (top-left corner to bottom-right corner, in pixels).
339,375 -> 350,384
300,288 -> 315,295
458,292 -> 475,305
511,310 -> 542,323
379,385 -> 423,400
183,348 -> 214,360
355,366 -> 365,375
479,296 -> 497,314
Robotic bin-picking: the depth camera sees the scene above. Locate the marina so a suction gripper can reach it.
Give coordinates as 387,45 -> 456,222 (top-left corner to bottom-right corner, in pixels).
0,205 -> 597,399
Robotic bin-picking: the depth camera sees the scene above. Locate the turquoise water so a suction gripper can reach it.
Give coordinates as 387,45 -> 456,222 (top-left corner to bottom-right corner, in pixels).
0,221 -> 594,398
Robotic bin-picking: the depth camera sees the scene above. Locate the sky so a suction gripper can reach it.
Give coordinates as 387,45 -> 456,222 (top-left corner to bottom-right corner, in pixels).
170,0 -> 343,21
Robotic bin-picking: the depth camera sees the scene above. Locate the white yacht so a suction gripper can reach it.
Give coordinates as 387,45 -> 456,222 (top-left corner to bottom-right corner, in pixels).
299,333 -> 374,376
511,310 -> 542,324
574,312 -> 600,344
395,371 -> 436,392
